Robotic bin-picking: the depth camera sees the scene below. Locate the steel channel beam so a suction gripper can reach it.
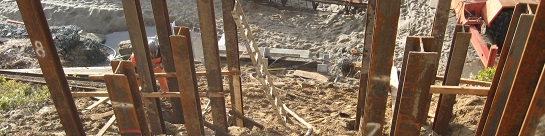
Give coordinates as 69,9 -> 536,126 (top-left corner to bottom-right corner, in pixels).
360,0 -> 401,135
195,0 -> 229,130
355,0 -> 375,129
15,0 -> 85,135
104,74 -> 143,135
481,14 -> 534,136
496,1 -> 545,135
394,52 -> 438,136
121,0 -> 166,134
519,65 -> 545,135
431,0 -> 453,53
150,0 -> 185,124
433,32 -> 471,135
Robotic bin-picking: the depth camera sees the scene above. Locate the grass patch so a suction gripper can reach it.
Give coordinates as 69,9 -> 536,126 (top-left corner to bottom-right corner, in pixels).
0,76 -> 50,111
476,67 -> 496,82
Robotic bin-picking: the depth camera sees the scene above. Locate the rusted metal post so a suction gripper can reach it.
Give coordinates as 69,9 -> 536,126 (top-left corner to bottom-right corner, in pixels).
433,31 -> 471,135
394,52 -> 438,136
150,0 -> 185,124
15,0 -> 85,135
356,0 -> 375,129
360,0 -> 401,135
170,35 -> 205,135
519,66 -> 545,135
481,14 -> 534,136
496,1 -> 545,135
431,0 -> 453,53
121,0 -> 166,134
196,0 -> 229,130
104,74 -> 143,135
222,0 -> 244,127
475,4 -> 536,135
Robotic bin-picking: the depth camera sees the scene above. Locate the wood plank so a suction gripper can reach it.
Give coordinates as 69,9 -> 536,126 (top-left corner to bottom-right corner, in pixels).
433,32 -> 471,135
85,97 -> 110,110
361,0 -> 401,135
150,0 -> 184,124
434,76 -> 492,87
104,74 -> 142,135
96,116 -> 116,136
430,86 -> 489,96
496,1 -> 545,135
394,52 -> 438,136
15,0 -> 85,135
519,65 -> 545,135
71,91 -> 221,98
90,111 -> 115,120
481,14 -> 534,136
355,0 -> 375,128
171,35 -> 205,135
120,0 -> 165,134
222,0 -> 244,127
196,0 -> 229,131
87,71 -> 240,80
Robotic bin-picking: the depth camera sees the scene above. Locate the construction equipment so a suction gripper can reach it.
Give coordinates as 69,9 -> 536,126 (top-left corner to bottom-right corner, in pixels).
451,0 -> 540,67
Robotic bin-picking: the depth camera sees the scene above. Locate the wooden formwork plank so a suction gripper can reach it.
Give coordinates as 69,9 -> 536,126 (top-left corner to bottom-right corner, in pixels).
71,91 -> 220,98
434,76 -> 492,87
481,14 -> 534,136
496,1 -> 545,135
111,61 -> 150,135
196,0 -> 229,131
171,35 -> 205,135
429,86 -> 489,96
360,0 -> 401,135
15,0 -> 85,135
104,74 -> 142,135
431,0 -> 453,53
222,0 -> 244,127
355,0 -> 376,128
519,65 -> 545,135
150,0 -> 185,124
394,52 -> 438,136
432,32 -> 471,135
121,0 -> 166,134
391,36 -> 434,134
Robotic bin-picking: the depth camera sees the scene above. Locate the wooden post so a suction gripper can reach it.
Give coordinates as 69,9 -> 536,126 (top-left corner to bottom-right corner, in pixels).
433,32 -> 471,135
361,0 -> 401,135
170,35 -> 205,135
394,52 -> 438,136
15,0 -> 85,135
496,1 -> 545,135
519,66 -> 545,135
481,14 -> 534,136
121,0 -> 166,134
196,0 -> 229,131
104,74 -> 142,135
222,0 -> 244,127
355,0 -> 375,129
150,0 -> 185,124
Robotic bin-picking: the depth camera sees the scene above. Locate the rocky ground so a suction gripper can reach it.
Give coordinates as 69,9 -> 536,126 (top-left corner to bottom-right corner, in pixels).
0,0 -> 488,135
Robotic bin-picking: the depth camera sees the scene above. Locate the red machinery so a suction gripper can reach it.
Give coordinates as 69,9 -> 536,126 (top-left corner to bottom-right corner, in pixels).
451,0 -> 540,67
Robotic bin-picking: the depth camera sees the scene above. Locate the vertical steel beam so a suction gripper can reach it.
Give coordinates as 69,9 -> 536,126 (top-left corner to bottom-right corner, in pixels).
481,14 -> 534,136
360,0 -> 401,135
104,74 -> 143,135
150,0 -> 185,124
196,0 -> 229,130
433,32 -> 471,135
431,0 -> 453,53
15,0 -> 85,135
496,1 -> 545,135
355,0 -> 376,129
121,0 -> 166,134
171,35 -> 206,135
394,52 -> 438,136
519,65 -> 545,135
222,0 -> 244,127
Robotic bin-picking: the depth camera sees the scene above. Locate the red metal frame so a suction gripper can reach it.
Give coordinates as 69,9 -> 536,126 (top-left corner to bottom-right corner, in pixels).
469,26 -> 498,67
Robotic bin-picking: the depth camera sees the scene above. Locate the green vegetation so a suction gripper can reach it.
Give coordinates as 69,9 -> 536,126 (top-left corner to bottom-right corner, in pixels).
476,67 -> 496,82
0,76 -> 50,111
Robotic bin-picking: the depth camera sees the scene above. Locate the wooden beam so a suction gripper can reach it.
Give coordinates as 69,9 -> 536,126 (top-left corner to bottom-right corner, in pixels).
355,0 -> 375,128
496,1 -> 545,135
196,0 -> 229,131
519,65 -> 545,135
15,0 -> 85,135
433,31 -> 471,135
394,52 -> 438,136
430,86 -> 489,96
171,34 -> 206,135
481,13 -> 534,136
361,0 -> 401,135
104,74 -> 142,135
87,71 -> 240,80
434,76 -> 491,87
150,0 -> 184,124
121,0 -> 165,134
96,116 -> 116,136
85,97 -> 110,111
71,91 -> 224,98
